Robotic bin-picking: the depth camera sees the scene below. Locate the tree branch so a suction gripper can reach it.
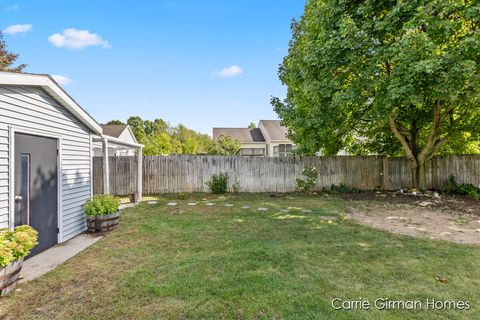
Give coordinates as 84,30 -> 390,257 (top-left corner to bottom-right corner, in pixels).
389,114 -> 417,165
418,101 -> 441,163
426,137 -> 449,162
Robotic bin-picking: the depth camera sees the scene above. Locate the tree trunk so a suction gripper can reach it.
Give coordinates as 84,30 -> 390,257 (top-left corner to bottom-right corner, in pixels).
410,161 -> 419,190
417,162 -> 427,191
409,159 -> 427,191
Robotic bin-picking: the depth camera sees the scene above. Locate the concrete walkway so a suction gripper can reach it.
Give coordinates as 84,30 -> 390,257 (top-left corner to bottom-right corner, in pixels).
20,234 -> 102,283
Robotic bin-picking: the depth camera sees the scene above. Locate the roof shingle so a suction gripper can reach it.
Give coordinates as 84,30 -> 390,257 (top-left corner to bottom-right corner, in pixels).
212,128 -> 265,143
259,120 -> 289,141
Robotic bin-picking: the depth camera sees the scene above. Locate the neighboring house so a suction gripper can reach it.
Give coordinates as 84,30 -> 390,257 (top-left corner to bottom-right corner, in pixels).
213,120 -> 296,157
258,120 -> 296,157
213,127 -> 267,156
0,72 -> 143,256
93,124 -> 138,156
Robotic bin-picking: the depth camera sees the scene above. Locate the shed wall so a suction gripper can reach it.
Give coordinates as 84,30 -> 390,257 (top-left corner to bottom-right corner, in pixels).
0,85 -> 92,241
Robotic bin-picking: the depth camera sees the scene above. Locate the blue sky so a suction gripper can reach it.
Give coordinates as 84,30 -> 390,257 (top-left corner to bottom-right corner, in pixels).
1,0 -> 305,135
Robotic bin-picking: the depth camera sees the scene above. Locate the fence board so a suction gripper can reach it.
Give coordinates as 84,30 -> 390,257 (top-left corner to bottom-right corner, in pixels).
92,155 -> 480,195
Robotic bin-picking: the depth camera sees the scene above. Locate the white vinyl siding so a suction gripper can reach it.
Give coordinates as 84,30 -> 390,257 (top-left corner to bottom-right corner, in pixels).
0,85 -> 92,240
0,125 -> 8,227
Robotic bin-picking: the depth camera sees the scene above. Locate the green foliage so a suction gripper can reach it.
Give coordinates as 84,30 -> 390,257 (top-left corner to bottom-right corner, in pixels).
207,135 -> 241,155
207,173 -> 229,194
0,225 -> 38,267
0,32 -> 27,72
456,183 -> 480,200
296,166 -> 318,193
273,0 -> 480,189
178,193 -> 186,200
83,195 -> 120,217
330,184 -> 360,194
106,120 -> 125,125
125,116 -> 211,156
248,122 -> 256,129
444,176 -> 480,199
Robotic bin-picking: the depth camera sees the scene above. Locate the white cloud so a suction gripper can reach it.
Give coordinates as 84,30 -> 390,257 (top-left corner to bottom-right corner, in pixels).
3,24 -> 32,35
51,75 -> 72,86
216,65 -> 243,78
5,4 -> 19,11
48,28 -> 110,49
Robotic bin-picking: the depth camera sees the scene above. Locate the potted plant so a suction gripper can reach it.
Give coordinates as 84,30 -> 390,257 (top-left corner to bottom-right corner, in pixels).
83,195 -> 121,233
0,225 -> 38,296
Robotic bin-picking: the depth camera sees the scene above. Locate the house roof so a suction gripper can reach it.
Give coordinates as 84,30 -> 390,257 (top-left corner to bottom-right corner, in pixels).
259,120 -> 289,141
0,71 -> 102,135
213,128 -> 265,143
101,124 -> 128,138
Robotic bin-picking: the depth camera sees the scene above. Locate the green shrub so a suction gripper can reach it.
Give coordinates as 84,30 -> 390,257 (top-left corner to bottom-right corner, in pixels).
0,225 -> 38,267
296,167 -> 318,193
178,193 -> 186,200
330,184 -> 360,194
456,183 -> 480,200
207,173 -> 229,194
83,195 -> 120,216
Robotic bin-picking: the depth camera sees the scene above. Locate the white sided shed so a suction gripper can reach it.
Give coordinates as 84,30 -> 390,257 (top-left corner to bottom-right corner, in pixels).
0,72 -> 104,255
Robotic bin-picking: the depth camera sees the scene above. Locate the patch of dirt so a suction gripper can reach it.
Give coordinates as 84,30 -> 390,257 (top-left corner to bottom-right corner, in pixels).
341,192 -> 480,245
338,191 -> 480,215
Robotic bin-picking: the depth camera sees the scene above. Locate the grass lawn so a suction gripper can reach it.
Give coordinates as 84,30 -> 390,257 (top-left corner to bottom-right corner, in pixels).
1,193 -> 479,319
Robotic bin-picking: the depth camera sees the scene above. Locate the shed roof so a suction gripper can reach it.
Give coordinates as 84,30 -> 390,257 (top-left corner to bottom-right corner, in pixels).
259,120 -> 289,141
213,128 -> 265,143
0,71 -> 102,135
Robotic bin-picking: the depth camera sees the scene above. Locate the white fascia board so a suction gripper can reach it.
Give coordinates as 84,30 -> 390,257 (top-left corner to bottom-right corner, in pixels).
0,72 -> 103,135
103,135 -> 144,149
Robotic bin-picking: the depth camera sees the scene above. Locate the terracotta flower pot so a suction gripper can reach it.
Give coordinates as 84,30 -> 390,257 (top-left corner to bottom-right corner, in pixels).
86,211 -> 121,233
0,259 -> 23,296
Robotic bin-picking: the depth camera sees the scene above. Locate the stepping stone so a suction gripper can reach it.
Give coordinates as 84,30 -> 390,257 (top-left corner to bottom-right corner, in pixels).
280,209 -> 289,213
319,216 -> 337,220
206,203 -> 215,206
167,202 -> 177,206
241,205 -> 251,209
258,207 -> 268,211
224,204 -> 234,207
187,203 -> 197,206
147,201 -> 158,204
301,209 -> 312,213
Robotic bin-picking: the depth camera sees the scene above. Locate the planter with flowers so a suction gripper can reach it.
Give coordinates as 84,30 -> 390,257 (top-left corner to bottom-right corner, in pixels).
0,225 -> 38,296
84,195 -> 121,233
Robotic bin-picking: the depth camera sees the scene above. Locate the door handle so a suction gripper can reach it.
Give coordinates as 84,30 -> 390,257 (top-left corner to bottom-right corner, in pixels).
15,195 -> 22,202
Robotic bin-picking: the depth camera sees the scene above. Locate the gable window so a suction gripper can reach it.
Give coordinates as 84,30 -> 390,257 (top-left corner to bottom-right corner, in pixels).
273,144 -> 295,157
239,148 -> 265,156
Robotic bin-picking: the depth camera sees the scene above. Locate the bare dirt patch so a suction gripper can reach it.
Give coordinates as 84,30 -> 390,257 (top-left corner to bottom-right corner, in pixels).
342,192 -> 480,245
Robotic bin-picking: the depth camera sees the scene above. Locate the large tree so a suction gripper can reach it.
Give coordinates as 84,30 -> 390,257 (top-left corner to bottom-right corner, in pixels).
207,135 -> 241,155
272,0 -> 480,190
124,116 -> 212,156
0,32 -> 26,72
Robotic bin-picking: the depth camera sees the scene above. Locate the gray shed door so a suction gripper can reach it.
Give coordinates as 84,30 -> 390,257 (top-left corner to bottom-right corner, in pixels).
14,133 -> 58,256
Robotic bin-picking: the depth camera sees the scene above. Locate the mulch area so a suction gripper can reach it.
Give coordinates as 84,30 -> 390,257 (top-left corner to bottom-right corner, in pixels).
336,191 -> 480,216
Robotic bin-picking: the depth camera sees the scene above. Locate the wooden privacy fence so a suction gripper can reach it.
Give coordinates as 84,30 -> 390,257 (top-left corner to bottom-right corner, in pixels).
93,155 -> 480,195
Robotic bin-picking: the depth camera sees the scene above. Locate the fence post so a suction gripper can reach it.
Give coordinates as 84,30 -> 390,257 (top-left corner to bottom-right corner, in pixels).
382,157 -> 389,190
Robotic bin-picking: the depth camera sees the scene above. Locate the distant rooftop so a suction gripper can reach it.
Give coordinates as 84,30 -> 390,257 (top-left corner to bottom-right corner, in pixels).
259,120 -> 289,141
212,128 -> 265,143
